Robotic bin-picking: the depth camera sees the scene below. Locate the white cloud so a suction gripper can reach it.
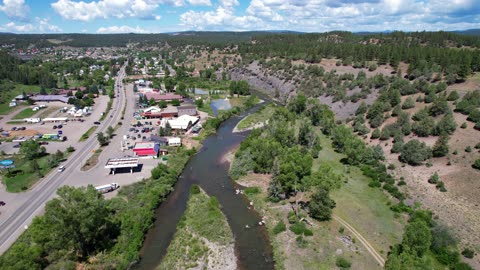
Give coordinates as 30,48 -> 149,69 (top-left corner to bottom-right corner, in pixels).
187,0 -> 211,6
246,0 -> 283,22
0,18 -> 62,33
96,25 -> 150,33
0,0 -> 30,22
51,0 -> 168,21
180,6 -> 264,30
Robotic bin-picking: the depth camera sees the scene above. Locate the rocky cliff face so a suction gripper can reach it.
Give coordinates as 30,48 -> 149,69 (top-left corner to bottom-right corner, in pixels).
228,61 -> 296,97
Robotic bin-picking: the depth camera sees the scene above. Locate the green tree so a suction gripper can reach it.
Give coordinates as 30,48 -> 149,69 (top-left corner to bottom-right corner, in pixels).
39,186 -> 118,258
402,97 -> 416,110
20,140 -> 46,160
308,188 -> 336,221
158,100 -> 167,108
97,132 -> 108,146
171,99 -> 181,106
106,126 -> 114,139
432,135 -> 449,157
402,220 -> 432,257
400,139 -> 432,165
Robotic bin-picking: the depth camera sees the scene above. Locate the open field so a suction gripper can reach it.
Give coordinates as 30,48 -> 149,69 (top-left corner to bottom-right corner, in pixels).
0,84 -> 40,115
2,152 -> 69,193
11,108 -> 37,120
236,133 -> 403,270
236,103 -> 275,130
158,187 -> 235,270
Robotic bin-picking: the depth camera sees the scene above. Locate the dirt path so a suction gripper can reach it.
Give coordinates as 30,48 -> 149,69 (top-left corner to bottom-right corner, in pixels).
333,214 -> 386,267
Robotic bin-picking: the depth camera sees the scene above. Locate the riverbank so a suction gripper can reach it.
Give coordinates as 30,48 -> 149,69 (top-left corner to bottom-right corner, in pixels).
231,132 -> 403,270
232,102 -> 273,133
158,186 -> 236,270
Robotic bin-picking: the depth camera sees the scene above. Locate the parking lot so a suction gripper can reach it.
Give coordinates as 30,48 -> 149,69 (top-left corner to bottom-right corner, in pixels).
0,96 -> 109,155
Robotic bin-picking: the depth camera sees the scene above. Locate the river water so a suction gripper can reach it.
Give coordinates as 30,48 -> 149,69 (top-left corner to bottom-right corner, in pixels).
135,105 -> 275,270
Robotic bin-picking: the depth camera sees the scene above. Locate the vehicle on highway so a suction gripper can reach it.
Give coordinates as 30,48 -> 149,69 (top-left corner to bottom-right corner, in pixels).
95,183 -> 119,194
94,121 -> 100,125
57,166 -> 65,172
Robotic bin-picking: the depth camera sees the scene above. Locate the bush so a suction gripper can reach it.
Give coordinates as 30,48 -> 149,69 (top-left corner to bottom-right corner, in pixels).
402,97 -> 415,109
273,221 -> 286,234
387,164 -> 395,170
190,184 -> 200,195
399,139 -> 432,165
465,146 -> 472,153
472,159 -> 480,170
296,235 -> 308,248
336,257 -> 352,268
287,211 -> 298,224
462,248 -> 475,259
244,186 -> 260,195
428,172 -> 439,184
451,262 -> 474,270
461,122 -> 467,129
66,146 -> 75,152
436,181 -> 447,192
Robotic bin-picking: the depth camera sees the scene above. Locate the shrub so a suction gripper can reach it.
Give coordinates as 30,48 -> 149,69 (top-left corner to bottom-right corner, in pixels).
475,142 -> 480,149
287,211 -> 298,224
465,146 -> 472,153
436,181 -> 447,192
402,97 -> 415,110
447,91 -> 460,101
399,139 -> 432,165
428,172 -> 439,184
388,164 -> 395,170
336,257 -> 352,268
190,184 -> 200,194
273,221 -> 286,234
66,146 -> 75,152
296,235 -> 308,248
244,186 -> 260,195
472,159 -> 480,170
462,248 -> 475,259
453,150 -> 458,155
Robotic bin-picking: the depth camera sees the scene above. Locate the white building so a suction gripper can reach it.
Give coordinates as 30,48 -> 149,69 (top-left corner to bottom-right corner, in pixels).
166,115 -> 200,130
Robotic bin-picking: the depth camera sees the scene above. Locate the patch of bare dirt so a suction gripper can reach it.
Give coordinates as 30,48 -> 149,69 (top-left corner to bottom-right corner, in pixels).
236,173 -> 271,193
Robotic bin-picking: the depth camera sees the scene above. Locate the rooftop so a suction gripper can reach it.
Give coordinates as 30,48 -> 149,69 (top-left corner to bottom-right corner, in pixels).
105,157 -> 139,169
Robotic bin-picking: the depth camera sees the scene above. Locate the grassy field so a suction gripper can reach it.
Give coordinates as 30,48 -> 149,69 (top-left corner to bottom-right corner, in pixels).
236,103 -> 275,130
11,108 -> 37,120
239,133 -> 404,270
2,151 -> 70,192
79,126 -> 97,142
197,100 -> 214,116
81,148 -> 102,171
0,84 -> 40,115
158,187 -> 234,270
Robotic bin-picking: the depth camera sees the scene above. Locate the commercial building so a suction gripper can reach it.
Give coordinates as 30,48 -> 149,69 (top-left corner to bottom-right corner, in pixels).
31,95 -> 70,103
144,92 -> 182,102
177,105 -> 198,116
132,142 -> 159,158
164,115 -> 199,132
105,157 -> 139,174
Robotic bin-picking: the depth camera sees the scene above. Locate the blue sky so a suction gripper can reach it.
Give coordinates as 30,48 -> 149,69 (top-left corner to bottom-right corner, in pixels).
0,0 -> 479,33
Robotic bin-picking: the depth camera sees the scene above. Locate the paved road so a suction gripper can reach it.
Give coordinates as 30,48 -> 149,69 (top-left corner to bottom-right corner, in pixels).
0,63 -> 128,255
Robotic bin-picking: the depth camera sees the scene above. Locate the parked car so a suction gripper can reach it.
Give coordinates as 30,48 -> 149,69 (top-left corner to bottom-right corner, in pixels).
11,127 -> 17,131
94,121 -> 100,125
58,130 -> 63,135
58,166 -> 65,172
57,125 -> 63,129
13,144 -> 20,148
39,141 -> 49,145
19,127 -> 26,130
53,125 -> 57,129
0,201 -> 5,206
129,128 -> 135,132
137,134 -> 141,138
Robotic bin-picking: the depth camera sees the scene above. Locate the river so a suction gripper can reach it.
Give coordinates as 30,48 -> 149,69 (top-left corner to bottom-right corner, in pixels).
135,104 -> 275,270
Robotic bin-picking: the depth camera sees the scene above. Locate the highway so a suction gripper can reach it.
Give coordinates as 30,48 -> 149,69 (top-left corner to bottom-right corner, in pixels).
0,63 -> 128,255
